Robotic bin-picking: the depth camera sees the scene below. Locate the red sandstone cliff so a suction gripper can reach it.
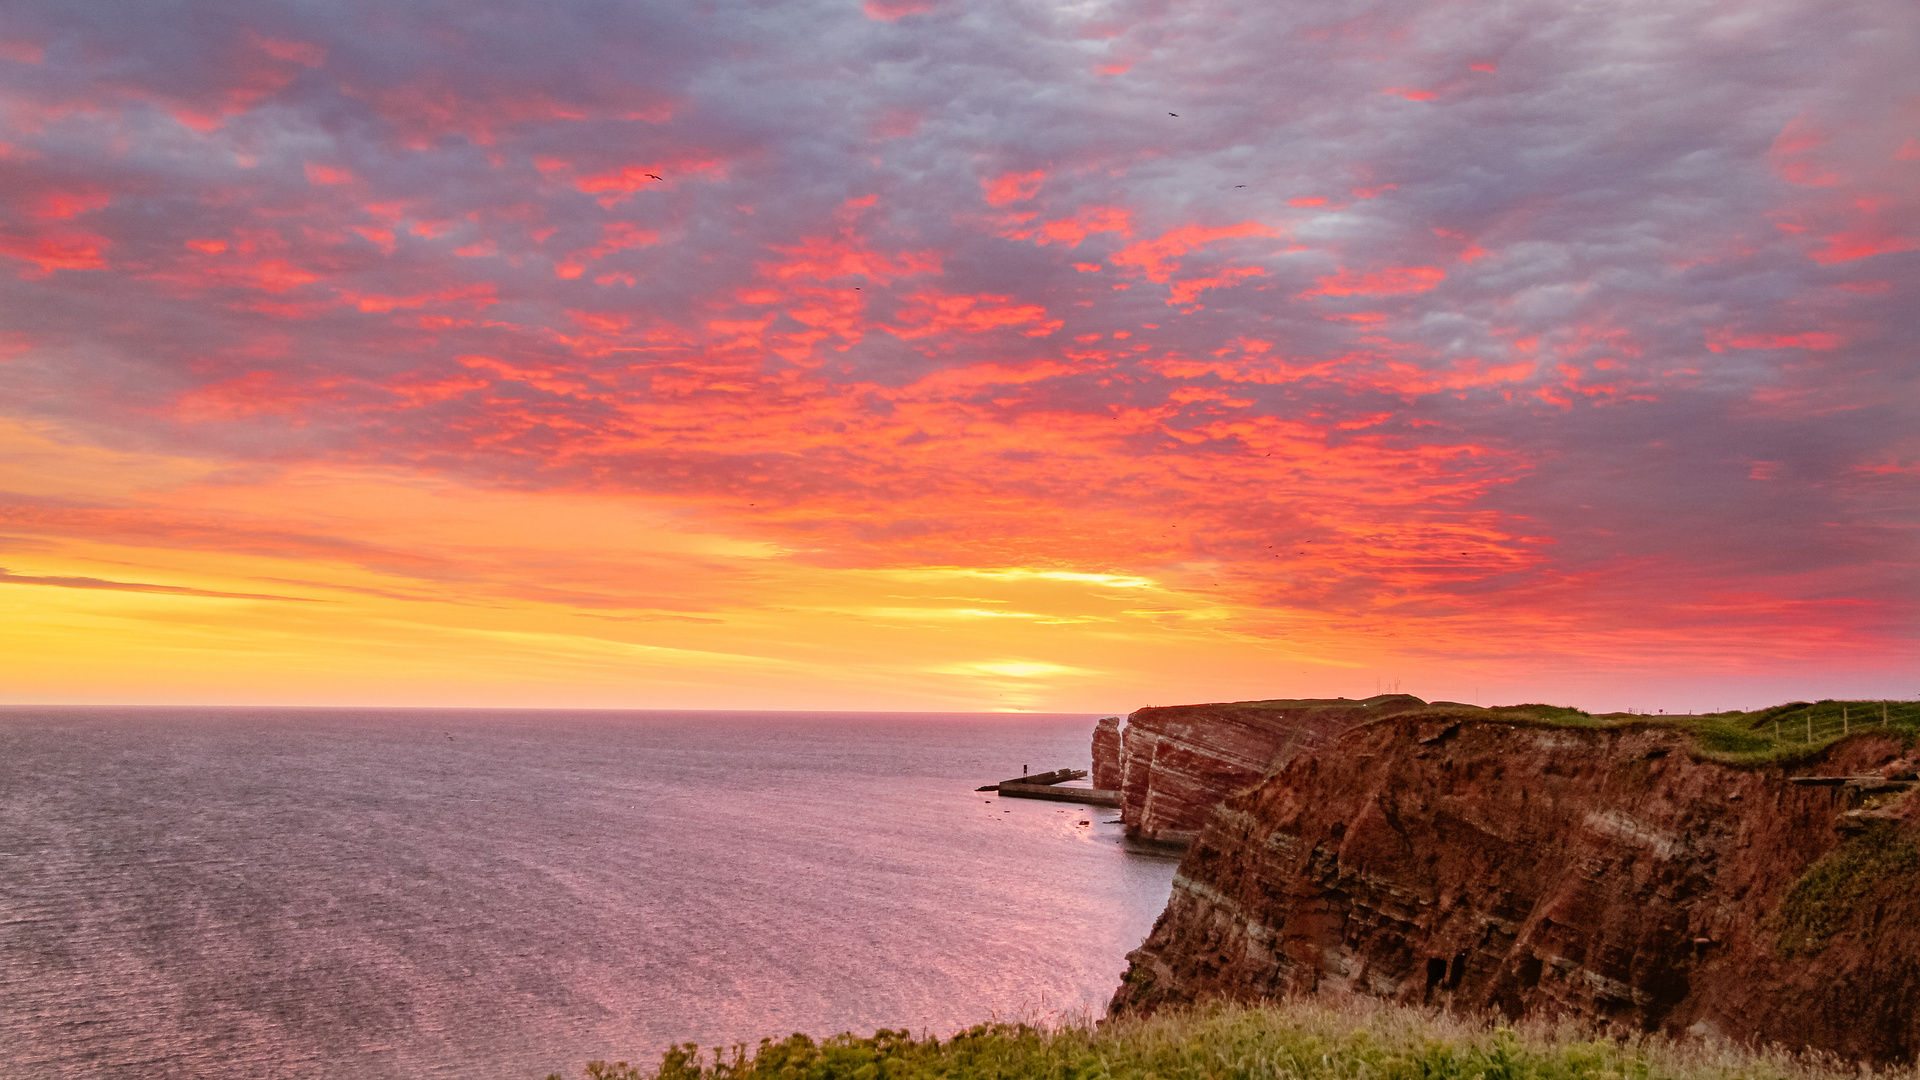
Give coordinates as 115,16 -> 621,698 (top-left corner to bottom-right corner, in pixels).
1112,696 -> 1432,845
1092,716 -> 1124,791
1111,714 -> 1920,1062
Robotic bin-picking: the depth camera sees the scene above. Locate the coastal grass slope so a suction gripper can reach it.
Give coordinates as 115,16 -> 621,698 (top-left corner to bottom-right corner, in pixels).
550,999 -> 1909,1080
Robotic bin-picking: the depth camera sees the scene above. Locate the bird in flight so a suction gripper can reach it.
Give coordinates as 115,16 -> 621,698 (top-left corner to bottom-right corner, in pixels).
645,173 -> 664,181
1235,184 -> 1246,188
1168,112 -> 1179,117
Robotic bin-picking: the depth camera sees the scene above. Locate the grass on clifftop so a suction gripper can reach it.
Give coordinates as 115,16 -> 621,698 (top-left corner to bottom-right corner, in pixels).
547,999 -> 1908,1080
1434,699 -> 1920,767
1162,695 -> 1920,767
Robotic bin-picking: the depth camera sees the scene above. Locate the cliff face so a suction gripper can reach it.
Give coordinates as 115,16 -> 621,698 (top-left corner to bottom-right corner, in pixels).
1112,716 -> 1920,1062
1114,696 -> 1431,845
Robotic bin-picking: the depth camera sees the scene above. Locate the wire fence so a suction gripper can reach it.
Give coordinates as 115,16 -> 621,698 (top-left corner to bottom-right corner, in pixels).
1754,699 -> 1920,747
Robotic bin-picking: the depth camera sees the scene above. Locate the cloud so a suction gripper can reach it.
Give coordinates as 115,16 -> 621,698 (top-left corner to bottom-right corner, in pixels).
0,0 -> 1912,703
0,567 -> 313,601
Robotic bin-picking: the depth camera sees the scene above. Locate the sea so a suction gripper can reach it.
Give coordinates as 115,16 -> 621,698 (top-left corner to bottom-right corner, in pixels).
0,707 -> 1180,1080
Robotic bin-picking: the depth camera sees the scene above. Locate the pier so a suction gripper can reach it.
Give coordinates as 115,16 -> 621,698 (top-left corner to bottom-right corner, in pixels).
978,768 -> 1123,808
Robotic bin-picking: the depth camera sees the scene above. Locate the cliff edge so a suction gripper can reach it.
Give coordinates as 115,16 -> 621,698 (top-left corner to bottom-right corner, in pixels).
1111,712 -> 1920,1062
1097,696 -> 1433,845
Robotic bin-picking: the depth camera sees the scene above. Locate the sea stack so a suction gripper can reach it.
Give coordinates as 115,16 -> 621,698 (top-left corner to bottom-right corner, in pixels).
1091,716 -> 1123,790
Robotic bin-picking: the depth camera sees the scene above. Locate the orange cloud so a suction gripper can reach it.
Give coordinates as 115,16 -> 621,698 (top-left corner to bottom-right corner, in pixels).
892,358 -> 1085,400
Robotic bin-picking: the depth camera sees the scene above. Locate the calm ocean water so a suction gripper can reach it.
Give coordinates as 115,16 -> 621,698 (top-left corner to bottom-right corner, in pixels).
0,708 -> 1178,1080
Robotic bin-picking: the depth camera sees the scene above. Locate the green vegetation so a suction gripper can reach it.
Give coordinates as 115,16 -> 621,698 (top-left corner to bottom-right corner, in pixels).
1159,696 -> 1920,766
1648,699 -> 1920,766
546,1000 -> 1891,1080
1770,821 -> 1920,956
1426,699 -> 1920,767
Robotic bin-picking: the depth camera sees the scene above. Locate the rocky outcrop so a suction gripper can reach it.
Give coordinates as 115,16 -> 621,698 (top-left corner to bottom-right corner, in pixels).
1092,717 -> 1123,791
1114,696 -> 1432,845
1112,714 -> 1920,1063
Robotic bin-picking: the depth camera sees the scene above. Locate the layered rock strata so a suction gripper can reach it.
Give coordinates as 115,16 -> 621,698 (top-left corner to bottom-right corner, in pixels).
1091,716 -> 1124,791
1109,696 -> 1431,845
1112,715 -> 1920,1063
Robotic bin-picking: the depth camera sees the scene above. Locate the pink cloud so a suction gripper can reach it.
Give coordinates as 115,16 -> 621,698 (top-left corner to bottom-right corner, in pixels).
999,205 -> 1132,248
0,231 -> 110,273
885,289 -> 1062,339
556,223 -> 660,279
864,0 -> 935,20
1167,266 -> 1265,305
1300,266 -> 1445,297
1769,115 -> 1841,187
982,170 -> 1045,206
303,163 -> 355,185
573,157 -> 724,205
246,31 -> 326,68
0,38 -> 45,63
28,190 -> 112,219
1108,222 -> 1282,282
1706,328 -> 1844,352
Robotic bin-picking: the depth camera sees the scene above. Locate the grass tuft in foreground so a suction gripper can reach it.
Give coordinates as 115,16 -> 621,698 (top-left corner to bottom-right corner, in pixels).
547,999 -> 1915,1080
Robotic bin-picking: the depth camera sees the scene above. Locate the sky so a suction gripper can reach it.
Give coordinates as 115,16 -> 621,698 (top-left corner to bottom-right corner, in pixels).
0,0 -> 1914,713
